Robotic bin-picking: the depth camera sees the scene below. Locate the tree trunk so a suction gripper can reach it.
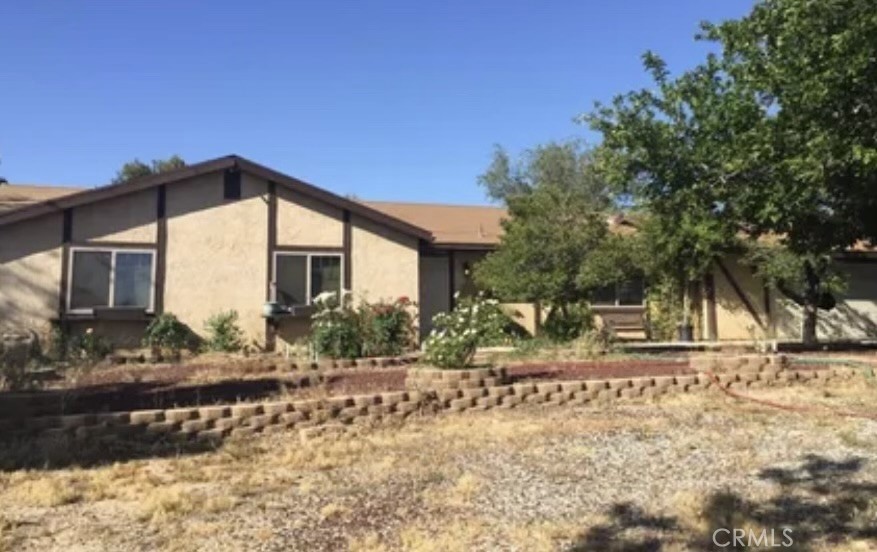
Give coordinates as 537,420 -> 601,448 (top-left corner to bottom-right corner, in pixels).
801,259 -> 820,345
802,302 -> 818,345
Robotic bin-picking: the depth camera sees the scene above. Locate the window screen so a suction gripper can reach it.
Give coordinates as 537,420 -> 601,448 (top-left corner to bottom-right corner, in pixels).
311,256 -> 341,299
114,252 -> 153,307
590,284 -> 617,306
276,255 -> 307,306
70,251 -> 112,310
617,277 -> 645,306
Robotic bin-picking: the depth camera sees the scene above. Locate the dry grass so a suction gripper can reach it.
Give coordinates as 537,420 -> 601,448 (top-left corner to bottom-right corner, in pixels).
0,378 -> 875,551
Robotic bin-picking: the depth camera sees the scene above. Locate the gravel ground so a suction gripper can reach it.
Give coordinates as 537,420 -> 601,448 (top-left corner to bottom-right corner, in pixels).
1,378 -> 875,551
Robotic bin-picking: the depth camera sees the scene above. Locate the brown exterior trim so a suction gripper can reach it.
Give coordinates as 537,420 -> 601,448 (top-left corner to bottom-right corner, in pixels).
0,154 -> 434,242
448,250 -> 456,310
69,240 -> 157,250
274,245 -> 344,253
265,181 -> 278,352
763,285 -> 773,339
58,209 -> 72,315
430,242 -> 498,251
154,185 -> 167,314
715,258 -> 765,330
704,273 -> 718,340
0,156 -> 238,226
342,210 -> 352,290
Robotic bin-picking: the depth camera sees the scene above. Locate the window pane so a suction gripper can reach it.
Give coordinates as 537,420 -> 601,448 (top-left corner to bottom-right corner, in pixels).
276,255 -> 307,306
311,256 -> 341,299
590,284 -> 617,306
70,251 -> 111,310
617,277 -> 645,305
114,253 -> 153,308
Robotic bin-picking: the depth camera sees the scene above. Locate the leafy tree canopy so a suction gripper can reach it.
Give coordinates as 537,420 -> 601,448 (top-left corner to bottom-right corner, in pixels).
112,155 -> 186,184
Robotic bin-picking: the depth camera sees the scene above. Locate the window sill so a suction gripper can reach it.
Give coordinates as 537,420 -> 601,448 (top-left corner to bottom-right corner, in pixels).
56,308 -> 154,322
591,305 -> 646,313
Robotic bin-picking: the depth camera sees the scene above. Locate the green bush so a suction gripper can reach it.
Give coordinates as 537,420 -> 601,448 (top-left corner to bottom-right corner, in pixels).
423,293 -> 513,369
542,302 -> 594,342
204,310 -> 244,352
359,297 -> 417,357
69,328 -> 113,363
311,292 -> 362,359
144,313 -> 192,357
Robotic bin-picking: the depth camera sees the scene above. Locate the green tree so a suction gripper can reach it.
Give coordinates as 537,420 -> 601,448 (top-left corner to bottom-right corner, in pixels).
585,53 -> 747,337
473,143 -> 627,340
112,155 -> 186,184
588,0 -> 877,343
699,0 -> 877,343
479,141 -> 612,208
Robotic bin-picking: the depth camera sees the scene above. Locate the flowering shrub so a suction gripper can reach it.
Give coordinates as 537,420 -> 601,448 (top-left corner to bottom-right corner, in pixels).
423,293 -> 512,368
311,291 -> 361,359
312,292 -> 418,359
359,296 -> 417,357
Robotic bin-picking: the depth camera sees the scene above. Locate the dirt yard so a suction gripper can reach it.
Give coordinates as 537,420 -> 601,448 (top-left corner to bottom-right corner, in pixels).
1,378 -> 875,551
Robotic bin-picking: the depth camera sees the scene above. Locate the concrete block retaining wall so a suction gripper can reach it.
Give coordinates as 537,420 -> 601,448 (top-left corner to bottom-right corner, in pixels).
0,362 -> 862,445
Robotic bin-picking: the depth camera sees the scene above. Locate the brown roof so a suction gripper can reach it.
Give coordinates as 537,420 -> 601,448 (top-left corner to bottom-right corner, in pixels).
0,156 -> 433,240
362,201 -> 507,248
0,184 -> 80,212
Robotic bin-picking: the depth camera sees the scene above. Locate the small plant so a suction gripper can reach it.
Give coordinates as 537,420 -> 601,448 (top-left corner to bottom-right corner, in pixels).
542,302 -> 594,342
359,296 -> 417,357
69,328 -> 112,363
423,293 -> 513,369
144,313 -> 191,359
204,311 -> 244,352
311,291 -> 361,359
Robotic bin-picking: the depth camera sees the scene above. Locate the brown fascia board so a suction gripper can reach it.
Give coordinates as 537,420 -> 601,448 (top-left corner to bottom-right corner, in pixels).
0,155 -> 435,241
0,156 -> 237,226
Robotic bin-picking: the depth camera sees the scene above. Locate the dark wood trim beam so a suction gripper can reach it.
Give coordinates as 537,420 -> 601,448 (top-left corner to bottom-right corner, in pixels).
274,245 -> 344,254
343,210 -> 352,290
715,258 -> 765,330
154,185 -> 167,314
448,250 -> 456,310
265,182 -> 278,352
58,209 -> 72,315
704,273 -> 718,340
69,241 -> 158,250
763,285 -> 773,339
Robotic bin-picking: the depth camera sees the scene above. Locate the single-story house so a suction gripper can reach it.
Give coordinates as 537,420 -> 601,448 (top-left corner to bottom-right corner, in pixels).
1,154 -> 876,350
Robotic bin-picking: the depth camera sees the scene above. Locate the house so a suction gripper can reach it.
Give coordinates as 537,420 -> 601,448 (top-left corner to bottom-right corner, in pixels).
1,154 -> 876,351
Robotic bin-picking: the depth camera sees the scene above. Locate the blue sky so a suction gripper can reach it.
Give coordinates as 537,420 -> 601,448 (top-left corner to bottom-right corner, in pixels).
1,1 -> 752,204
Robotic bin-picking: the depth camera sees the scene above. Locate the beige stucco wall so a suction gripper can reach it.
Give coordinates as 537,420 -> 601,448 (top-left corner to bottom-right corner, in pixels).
351,214 -> 419,306
712,255 -> 770,341
0,213 -> 63,341
276,187 -> 343,247
164,172 -> 269,346
72,188 -> 157,244
772,261 -> 877,341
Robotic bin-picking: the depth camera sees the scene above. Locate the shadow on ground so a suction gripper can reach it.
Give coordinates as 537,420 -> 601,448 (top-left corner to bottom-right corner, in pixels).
568,454 -> 877,551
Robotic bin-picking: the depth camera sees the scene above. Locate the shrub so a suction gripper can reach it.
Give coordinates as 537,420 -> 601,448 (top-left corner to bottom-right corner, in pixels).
143,313 -> 191,357
542,302 -> 594,342
69,328 -> 112,363
311,291 -> 361,359
359,296 -> 417,357
423,293 -> 513,369
204,311 -> 244,352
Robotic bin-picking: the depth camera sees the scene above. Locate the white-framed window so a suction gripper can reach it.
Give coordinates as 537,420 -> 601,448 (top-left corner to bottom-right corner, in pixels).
590,276 -> 646,307
273,252 -> 343,306
67,247 -> 156,313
